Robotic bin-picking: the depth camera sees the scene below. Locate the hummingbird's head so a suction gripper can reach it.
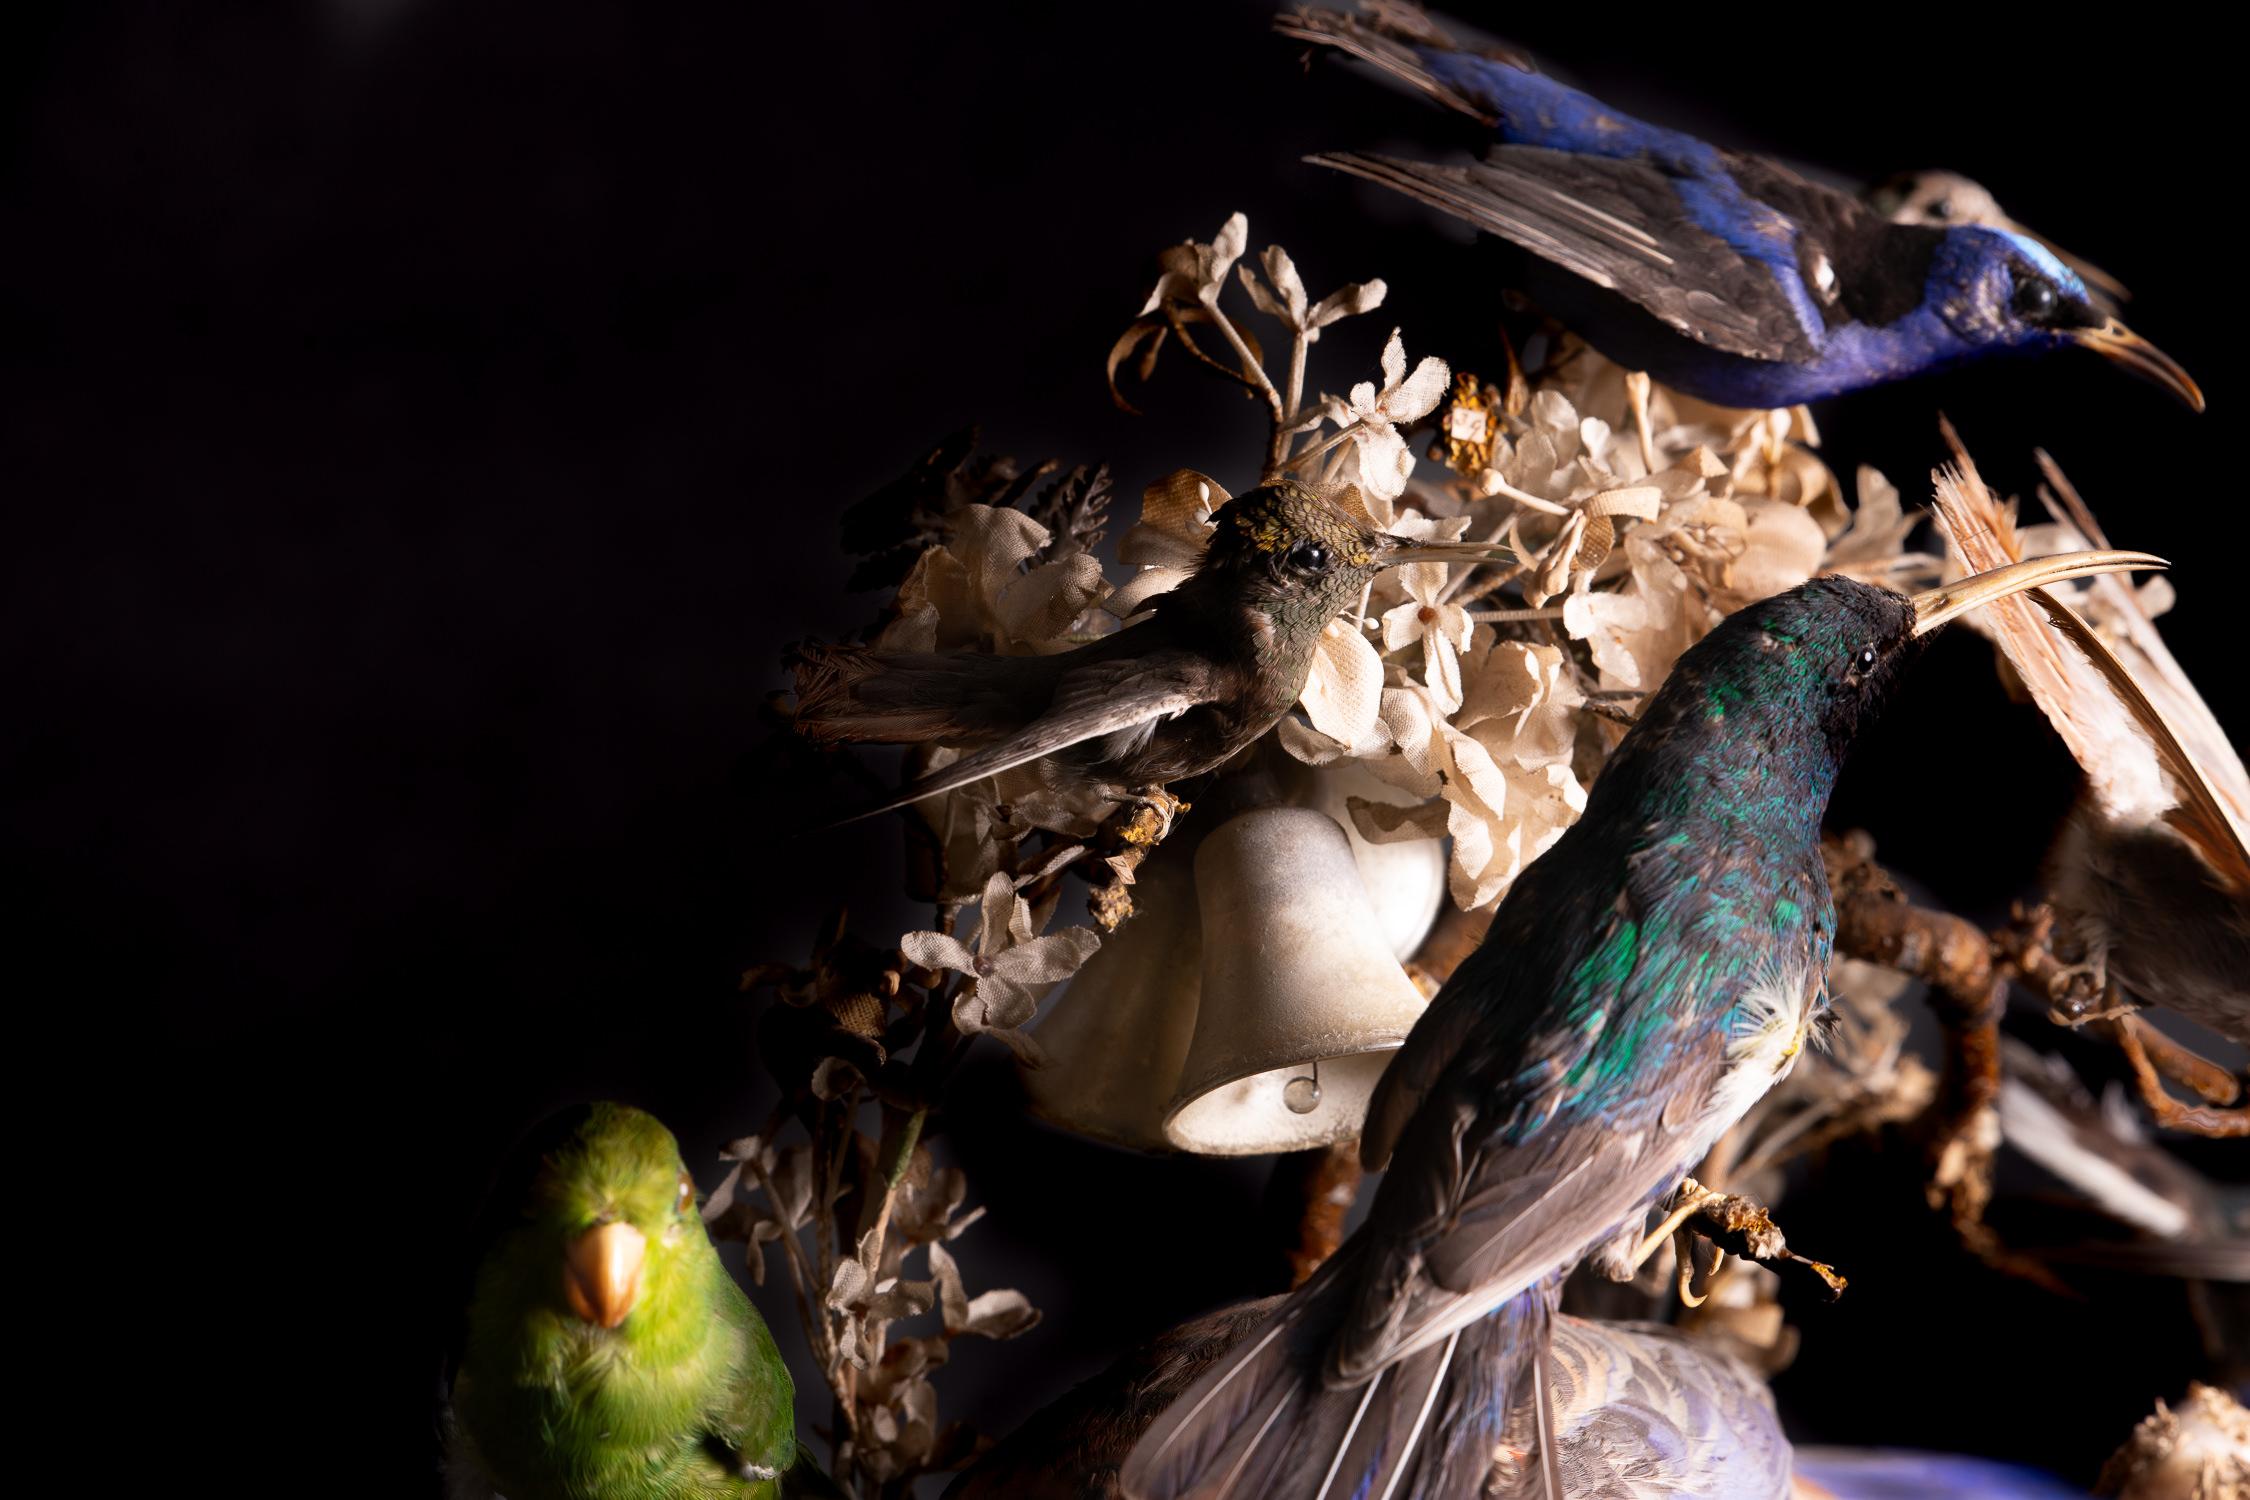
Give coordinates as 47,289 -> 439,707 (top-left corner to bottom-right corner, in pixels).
1932,227 -> 2199,410
1196,481 -> 1508,632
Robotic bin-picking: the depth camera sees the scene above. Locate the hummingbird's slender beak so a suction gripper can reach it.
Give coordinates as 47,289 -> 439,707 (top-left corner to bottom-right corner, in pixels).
2071,318 -> 2203,412
562,1219 -> 647,1329
1908,549 -> 2166,636
1377,534 -> 1516,568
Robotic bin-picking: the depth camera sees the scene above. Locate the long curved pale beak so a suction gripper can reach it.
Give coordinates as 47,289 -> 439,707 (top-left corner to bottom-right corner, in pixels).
563,1220 -> 647,1329
1378,535 -> 1515,568
2072,319 -> 2203,412
1909,550 -> 2166,636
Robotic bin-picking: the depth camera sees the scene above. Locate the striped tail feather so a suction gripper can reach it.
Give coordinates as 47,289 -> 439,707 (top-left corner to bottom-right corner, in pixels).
1121,1259 -> 1555,1500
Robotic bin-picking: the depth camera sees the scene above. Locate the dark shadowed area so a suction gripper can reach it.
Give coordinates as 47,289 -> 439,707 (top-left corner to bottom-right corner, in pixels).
4,2 -> 2240,1492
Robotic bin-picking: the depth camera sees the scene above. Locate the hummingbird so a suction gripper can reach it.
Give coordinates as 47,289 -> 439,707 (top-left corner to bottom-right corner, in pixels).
1120,548 -> 2163,1500
792,481 -> 1507,819
1278,7 -> 2202,412
948,1298 -> 1792,1500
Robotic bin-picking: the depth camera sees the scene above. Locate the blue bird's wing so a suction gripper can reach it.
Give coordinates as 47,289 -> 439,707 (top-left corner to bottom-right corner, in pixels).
1316,148 -> 1826,363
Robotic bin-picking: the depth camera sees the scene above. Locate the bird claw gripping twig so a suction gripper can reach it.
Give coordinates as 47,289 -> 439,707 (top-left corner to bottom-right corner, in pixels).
1630,1178 -> 1847,1309
1997,904 -> 2248,1138
1084,787 -> 1190,931
2104,1015 -> 2250,1139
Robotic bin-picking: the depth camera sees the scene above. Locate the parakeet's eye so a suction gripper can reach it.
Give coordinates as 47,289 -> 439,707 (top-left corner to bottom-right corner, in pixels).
2013,275 -> 2058,322
675,1172 -> 695,1215
1285,540 -> 1332,575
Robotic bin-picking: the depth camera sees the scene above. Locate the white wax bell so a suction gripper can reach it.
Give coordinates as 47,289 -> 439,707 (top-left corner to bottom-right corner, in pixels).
1018,835 -> 1202,1152
1161,806 -> 1432,1155
1022,767 -> 1447,1154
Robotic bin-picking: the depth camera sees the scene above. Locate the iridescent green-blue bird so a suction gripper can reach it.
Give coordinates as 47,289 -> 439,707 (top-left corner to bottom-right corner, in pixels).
444,1102 -> 806,1500
1123,549 -> 2160,1500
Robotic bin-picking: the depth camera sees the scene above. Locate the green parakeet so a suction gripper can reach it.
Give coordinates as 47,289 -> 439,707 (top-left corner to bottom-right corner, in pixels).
445,1102 -> 802,1500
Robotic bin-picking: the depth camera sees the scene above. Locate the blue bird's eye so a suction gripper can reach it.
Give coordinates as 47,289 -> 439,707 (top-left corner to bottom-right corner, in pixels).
2013,276 -> 2059,323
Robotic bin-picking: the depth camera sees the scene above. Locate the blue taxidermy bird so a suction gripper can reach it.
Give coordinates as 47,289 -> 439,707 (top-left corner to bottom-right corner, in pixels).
1282,7 -> 2202,411
1118,549 -> 2161,1500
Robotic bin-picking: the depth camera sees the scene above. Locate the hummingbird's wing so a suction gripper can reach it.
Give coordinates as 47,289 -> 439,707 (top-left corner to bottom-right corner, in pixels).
1313,147 -> 1828,363
836,652 -> 1220,822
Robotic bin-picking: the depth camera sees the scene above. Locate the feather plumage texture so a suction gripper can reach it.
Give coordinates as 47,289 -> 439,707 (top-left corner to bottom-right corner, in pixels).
1281,6 -> 2198,411
1072,1295 -> 1787,1500
446,1104 -> 800,1500
1929,439 -> 2250,1044
793,482 -> 1469,818
1126,576 -> 1926,1500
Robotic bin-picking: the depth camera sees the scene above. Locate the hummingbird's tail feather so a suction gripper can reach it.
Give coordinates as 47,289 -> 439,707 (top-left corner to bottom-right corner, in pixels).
790,642 -> 1053,747
1122,1254 -> 1552,1500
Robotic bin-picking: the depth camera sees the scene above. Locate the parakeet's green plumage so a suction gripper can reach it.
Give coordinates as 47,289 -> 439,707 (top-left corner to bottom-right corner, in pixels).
447,1103 -> 798,1500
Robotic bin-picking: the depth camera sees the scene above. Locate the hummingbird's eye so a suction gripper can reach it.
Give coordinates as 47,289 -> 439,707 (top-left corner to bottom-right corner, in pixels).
2013,275 -> 2058,322
1855,645 -> 1877,672
1285,540 -> 1333,575
1927,197 -> 1954,221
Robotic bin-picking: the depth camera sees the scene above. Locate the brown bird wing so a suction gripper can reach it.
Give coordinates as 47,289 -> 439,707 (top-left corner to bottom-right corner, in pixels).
839,651 -> 1219,822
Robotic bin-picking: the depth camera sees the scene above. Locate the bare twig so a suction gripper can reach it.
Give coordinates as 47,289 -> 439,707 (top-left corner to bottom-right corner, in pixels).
1825,832 -> 2002,1231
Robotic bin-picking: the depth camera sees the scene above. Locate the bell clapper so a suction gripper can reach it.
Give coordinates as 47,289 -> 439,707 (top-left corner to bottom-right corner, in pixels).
1283,1059 -> 1322,1115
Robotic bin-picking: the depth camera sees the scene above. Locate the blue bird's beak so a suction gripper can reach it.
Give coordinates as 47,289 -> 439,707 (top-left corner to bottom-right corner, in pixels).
1909,549 -> 2167,636
2071,319 -> 2204,412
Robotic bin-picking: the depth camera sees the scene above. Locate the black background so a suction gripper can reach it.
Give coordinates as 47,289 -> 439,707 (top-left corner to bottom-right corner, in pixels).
5,3 -> 2241,1493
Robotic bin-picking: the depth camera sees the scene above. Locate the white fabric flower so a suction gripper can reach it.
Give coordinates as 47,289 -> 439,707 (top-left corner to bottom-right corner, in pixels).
897,872 -> 1100,1064
1380,535 -> 1476,714
1109,469 -> 1225,617
1322,329 -> 1448,518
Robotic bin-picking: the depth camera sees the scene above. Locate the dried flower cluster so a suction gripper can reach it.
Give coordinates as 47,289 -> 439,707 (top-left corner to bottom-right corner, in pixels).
873,213 -> 1939,924
744,209 -> 2232,1489
725,916 -> 1045,1495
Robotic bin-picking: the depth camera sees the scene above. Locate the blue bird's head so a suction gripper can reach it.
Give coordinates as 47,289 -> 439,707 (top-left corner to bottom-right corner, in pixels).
1932,227 -> 2202,409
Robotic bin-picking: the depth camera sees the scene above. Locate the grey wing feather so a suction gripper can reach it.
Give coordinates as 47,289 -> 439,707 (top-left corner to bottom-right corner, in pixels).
1312,148 -> 1819,363
838,653 -> 1216,823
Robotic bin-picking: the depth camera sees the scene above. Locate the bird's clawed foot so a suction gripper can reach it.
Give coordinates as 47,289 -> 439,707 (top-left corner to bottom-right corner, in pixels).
1085,786 -> 1192,931
1994,903 -> 2120,1026
2106,1014 -> 2250,1139
1630,1179 -> 1848,1308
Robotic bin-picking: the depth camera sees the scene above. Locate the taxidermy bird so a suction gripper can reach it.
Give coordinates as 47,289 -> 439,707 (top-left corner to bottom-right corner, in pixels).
1120,549 -> 2162,1500
444,1103 -> 808,1500
949,1299 -> 1790,1499
1929,443 -> 2250,1070
1279,7 -> 2200,411
793,481 -> 1506,818
1865,169 -> 2129,306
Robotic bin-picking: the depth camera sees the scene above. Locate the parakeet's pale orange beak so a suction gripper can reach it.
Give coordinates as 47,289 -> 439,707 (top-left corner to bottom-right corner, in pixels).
563,1220 -> 646,1329
1908,550 -> 2166,636
2071,319 -> 2203,412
